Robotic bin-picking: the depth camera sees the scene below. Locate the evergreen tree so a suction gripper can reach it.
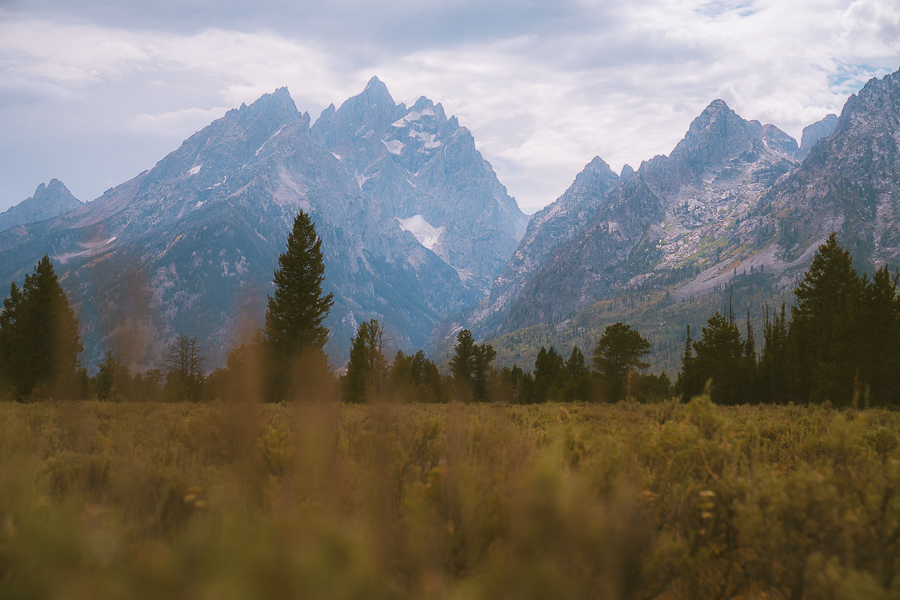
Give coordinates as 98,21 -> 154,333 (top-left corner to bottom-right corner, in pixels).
263,211 -> 334,400
788,233 -> 861,405
692,311 -> 744,405
591,322 -> 651,402
345,319 -> 387,404
472,342 -> 497,402
857,266 -> 900,406
387,350 -> 443,403
0,255 -> 82,400
759,303 -> 790,404
499,365 -> 534,404
675,325 -> 703,400
564,346 -> 591,402
0,283 -> 24,398
450,329 -> 476,389
449,329 -> 495,401
94,350 -> 132,401
533,346 -> 566,403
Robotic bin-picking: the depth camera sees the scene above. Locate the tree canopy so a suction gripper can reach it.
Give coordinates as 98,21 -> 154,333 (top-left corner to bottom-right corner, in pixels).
591,322 -> 650,402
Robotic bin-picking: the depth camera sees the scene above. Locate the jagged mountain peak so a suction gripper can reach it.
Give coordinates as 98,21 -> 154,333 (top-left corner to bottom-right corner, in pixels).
835,68 -> 900,139
584,156 -> 615,176
227,87 -> 300,125
0,178 -> 82,233
667,98 -> 799,175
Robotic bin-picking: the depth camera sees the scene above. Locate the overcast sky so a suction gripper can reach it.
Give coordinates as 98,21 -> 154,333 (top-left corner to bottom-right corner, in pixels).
0,0 -> 898,215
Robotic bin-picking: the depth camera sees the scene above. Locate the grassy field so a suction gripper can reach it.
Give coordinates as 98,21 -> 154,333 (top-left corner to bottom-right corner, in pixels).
2,398 -> 900,599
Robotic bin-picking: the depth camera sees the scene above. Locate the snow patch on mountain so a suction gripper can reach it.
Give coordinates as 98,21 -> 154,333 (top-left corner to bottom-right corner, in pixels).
390,108 -> 435,128
188,165 -> 202,175
255,125 -> 286,156
382,139 -> 404,155
397,214 -> 443,250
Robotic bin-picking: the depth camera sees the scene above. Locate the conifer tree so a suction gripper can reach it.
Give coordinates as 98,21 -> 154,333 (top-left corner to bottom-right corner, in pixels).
759,303 -> 790,403
0,256 -> 82,400
0,283 -> 24,397
857,265 -> 900,406
591,322 -> 651,402
345,319 -> 387,403
449,329 -> 495,401
534,346 -> 566,403
789,233 -> 861,404
263,211 -> 334,400
564,346 -> 591,402
387,349 -> 443,403
675,325 -> 703,400
450,329 -> 476,393
692,311 -> 744,405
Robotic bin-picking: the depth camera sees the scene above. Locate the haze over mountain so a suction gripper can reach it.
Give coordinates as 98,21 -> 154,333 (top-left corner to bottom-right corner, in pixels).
0,80 -> 526,371
0,180 -> 81,233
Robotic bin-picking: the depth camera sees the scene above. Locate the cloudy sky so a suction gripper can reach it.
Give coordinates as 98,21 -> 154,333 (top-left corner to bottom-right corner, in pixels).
0,0 -> 898,215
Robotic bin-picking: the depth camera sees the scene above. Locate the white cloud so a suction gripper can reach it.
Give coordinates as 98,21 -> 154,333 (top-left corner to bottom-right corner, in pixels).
0,1 -> 898,213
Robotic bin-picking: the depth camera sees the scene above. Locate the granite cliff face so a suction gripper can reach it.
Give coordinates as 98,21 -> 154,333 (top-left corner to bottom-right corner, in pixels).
759,69 -> 900,272
799,114 -> 839,159
0,179 -> 81,232
312,77 -> 528,295
0,83 -> 526,370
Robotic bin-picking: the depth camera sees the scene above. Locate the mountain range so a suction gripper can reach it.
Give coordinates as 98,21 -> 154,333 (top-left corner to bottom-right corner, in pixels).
432,67 -> 900,371
2,68 -> 899,374
0,78 -> 525,370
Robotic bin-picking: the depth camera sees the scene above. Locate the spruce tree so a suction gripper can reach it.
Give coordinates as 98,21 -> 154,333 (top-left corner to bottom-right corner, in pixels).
857,265 -> 900,406
450,329 -> 476,396
0,283 -> 24,397
449,329 -> 494,401
534,346 -> 565,403
591,322 -> 651,402
789,233 -> 861,404
692,311 -> 743,405
0,256 -> 83,400
759,303 -> 790,403
263,211 -> 334,400
675,325 -> 702,400
564,346 -> 590,402
345,319 -> 387,403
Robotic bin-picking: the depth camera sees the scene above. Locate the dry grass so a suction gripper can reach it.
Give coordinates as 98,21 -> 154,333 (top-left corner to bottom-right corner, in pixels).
1,398 -> 899,599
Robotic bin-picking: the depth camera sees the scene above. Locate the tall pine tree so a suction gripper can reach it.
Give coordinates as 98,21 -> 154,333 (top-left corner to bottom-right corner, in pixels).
263,211 -> 334,400
692,311 -> 744,405
0,255 -> 82,400
788,233 -> 861,405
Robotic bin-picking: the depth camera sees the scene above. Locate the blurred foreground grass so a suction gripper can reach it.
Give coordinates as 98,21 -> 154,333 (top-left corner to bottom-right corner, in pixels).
2,398 -> 900,599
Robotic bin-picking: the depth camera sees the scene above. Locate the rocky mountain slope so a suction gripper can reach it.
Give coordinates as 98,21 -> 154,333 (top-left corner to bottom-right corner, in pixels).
443,68 -> 900,373
491,98 -> 801,335
0,179 -> 81,232
312,77 -> 527,295
0,82 -> 527,371
798,114 -> 839,159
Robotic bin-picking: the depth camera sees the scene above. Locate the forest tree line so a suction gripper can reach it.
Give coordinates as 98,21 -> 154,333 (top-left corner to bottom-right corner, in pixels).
2,220 -> 898,407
